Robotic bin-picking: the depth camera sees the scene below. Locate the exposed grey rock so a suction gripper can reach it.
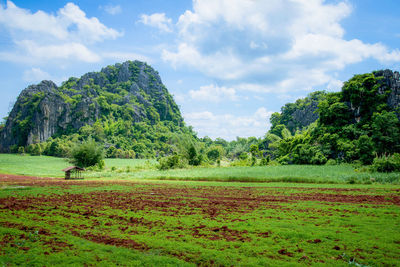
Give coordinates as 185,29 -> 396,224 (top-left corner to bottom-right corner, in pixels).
375,69 -> 400,115
290,100 -> 320,130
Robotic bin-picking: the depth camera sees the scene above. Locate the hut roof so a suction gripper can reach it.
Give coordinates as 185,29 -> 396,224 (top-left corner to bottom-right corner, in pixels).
62,166 -> 85,172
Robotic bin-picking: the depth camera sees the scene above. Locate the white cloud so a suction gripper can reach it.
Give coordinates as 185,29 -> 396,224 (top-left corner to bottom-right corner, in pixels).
184,107 -> 273,140
0,1 -> 123,64
23,67 -> 51,82
101,4 -> 122,15
16,40 -> 101,62
58,3 -> 122,43
189,84 -> 237,102
139,13 -> 173,33
162,43 -> 250,80
162,0 -> 400,92
0,1 -> 121,43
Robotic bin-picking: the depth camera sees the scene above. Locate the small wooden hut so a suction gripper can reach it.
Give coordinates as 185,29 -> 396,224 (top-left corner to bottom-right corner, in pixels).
62,166 -> 85,180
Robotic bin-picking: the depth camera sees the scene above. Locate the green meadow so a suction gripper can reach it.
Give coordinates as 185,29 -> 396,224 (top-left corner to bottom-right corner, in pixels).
0,154 -> 399,184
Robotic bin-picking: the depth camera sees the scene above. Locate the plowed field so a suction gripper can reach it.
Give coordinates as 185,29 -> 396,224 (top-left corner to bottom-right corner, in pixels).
1,174 -> 399,266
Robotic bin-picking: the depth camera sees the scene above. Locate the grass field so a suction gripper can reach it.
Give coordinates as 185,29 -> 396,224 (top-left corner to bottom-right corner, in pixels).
0,175 -> 399,266
1,154 -> 400,265
1,154 -> 399,184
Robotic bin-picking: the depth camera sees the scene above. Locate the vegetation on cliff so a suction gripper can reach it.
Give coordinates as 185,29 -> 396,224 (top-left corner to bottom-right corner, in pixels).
258,70 -> 400,168
0,61 -> 197,159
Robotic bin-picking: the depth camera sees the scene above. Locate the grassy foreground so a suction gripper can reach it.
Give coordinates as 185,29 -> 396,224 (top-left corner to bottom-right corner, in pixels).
0,154 -> 399,184
0,154 -> 399,265
0,177 -> 399,266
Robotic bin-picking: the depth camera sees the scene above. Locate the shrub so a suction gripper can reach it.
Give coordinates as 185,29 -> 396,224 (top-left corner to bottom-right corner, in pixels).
70,139 -> 104,168
230,159 -> 251,167
371,153 -> 400,172
277,155 -> 291,165
251,156 -> 257,166
188,145 -> 202,166
28,143 -> 42,156
268,160 -> 281,166
18,146 -> 25,155
325,159 -> 337,165
239,152 -> 248,160
310,152 -> 327,165
207,146 -> 223,162
259,155 -> 270,166
158,155 -> 187,170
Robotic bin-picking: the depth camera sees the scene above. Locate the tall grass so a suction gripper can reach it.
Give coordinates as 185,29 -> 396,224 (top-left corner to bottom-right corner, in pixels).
90,165 -> 399,184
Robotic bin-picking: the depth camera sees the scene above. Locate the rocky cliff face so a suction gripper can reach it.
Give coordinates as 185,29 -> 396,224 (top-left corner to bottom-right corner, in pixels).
375,69 -> 400,115
0,61 -> 182,152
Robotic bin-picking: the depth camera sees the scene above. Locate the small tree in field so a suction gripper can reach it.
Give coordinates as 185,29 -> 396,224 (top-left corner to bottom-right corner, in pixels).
70,139 -> 104,168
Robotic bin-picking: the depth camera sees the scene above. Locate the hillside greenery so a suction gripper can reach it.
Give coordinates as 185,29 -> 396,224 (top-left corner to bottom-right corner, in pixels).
258,72 -> 400,167
3,67 -> 400,172
5,61 -> 199,159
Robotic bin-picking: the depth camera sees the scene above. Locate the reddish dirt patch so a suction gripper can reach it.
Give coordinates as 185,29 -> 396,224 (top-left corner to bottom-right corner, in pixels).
307,239 -> 322,244
192,225 -> 251,242
70,231 -> 148,251
278,248 -> 293,257
0,173 -> 60,182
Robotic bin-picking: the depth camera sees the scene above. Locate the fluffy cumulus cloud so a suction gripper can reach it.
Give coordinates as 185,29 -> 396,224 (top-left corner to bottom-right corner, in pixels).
162,0 -> 400,93
189,84 -> 237,102
139,13 -> 173,33
0,1 -> 123,63
184,107 -> 273,140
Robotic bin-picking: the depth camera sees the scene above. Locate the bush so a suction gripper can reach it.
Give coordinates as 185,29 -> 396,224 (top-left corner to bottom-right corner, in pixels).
187,145 -> 203,166
370,153 -> 400,172
158,155 -> 187,170
259,155 -> 270,166
325,159 -> 337,165
18,146 -> 25,155
277,155 -> 291,165
239,152 -> 248,160
230,159 -> 251,167
28,143 -> 43,156
268,160 -> 281,166
207,146 -> 223,162
70,139 -> 104,168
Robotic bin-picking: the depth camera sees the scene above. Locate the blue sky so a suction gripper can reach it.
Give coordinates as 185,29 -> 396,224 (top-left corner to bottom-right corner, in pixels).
0,0 -> 399,140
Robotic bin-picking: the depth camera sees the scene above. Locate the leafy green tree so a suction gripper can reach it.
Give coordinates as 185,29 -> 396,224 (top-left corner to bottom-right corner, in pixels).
356,135 -> 375,165
70,139 -> 104,168
249,144 -> 260,158
188,144 -> 202,166
207,145 -> 224,162
371,111 -> 400,155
